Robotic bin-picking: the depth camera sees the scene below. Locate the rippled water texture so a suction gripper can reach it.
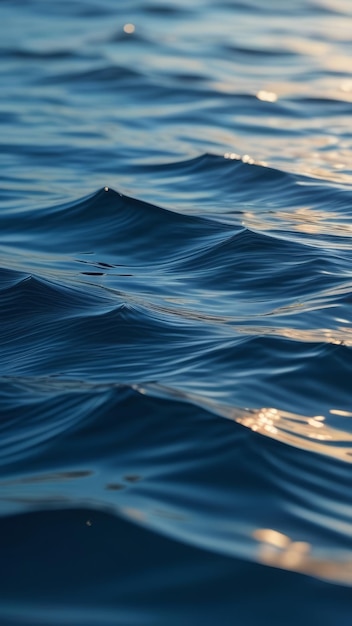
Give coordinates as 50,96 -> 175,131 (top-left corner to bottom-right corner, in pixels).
1,1 -> 352,625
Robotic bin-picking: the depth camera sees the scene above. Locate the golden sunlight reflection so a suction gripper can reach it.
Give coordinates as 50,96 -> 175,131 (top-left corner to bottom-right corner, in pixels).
256,90 -> 278,103
123,23 -> 135,34
241,154 -> 255,165
224,152 -> 241,160
330,409 -> 352,417
253,528 -> 352,584
341,80 -> 352,93
141,384 -> 352,464
224,152 -> 267,167
223,137 -> 352,184
235,324 -> 352,348
203,5 -> 352,184
235,406 -> 352,454
242,205 -> 352,238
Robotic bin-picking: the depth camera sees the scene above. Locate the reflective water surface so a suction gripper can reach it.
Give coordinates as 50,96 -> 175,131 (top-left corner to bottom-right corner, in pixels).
1,1 -> 352,625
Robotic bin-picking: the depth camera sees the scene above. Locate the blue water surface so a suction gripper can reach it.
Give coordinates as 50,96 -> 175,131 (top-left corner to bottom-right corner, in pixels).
1,1 -> 352,624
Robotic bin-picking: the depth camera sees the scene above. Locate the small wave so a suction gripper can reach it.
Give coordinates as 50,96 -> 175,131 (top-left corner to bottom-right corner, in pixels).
0,378 -> 351,588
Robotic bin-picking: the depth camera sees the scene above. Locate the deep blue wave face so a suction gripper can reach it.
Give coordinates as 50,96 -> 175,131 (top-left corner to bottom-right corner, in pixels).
1,1 -> 352,625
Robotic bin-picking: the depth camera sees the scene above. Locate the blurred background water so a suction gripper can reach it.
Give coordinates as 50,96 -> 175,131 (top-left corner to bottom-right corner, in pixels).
1,1 -> 352,625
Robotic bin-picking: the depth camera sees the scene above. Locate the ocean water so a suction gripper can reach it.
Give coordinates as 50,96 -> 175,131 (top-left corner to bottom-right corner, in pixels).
1,1 -> 352,624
